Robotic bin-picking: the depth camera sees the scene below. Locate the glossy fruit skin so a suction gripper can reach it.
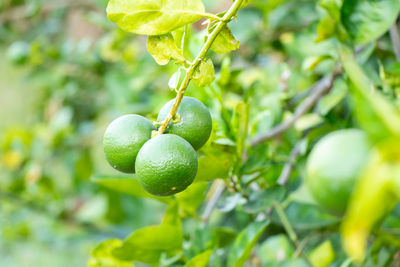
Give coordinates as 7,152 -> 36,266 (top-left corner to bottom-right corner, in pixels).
157,96 -> 212,150
306,129 -> 371,215
135,134 -> 198,196
103,114 -> 155,173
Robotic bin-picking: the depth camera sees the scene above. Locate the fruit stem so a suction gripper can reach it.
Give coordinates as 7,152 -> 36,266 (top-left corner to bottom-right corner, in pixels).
155,0 -> 244,136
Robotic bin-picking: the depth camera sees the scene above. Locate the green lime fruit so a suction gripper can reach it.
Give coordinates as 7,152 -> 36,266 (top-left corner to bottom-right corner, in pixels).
306,129 -> 371,214
157,96 -> 212,150
135,134 -> 198,196
103,114 -> 155,173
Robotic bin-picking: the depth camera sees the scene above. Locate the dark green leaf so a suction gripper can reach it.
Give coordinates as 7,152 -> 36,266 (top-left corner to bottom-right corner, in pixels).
211,227 -> 237,248
341,0 -> 400,44
243,186 -> 286,214
271,202 -> 339,230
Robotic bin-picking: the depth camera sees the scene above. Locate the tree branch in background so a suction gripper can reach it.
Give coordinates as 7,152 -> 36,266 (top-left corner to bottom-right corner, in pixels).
251,73 -> 338,147
202,179 -> 226,224
277,130 -> 311,186
390,23 -> 400,61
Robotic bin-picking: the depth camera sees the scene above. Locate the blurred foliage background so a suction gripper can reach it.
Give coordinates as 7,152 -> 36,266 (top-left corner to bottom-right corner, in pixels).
1,0 -> 400,266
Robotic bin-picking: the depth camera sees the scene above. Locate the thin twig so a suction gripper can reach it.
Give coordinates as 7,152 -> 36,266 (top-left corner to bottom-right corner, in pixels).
250,74 -> 337,146
293,236 -> 311,258
202,180 -> 226,224
390,23 -> 400,61
277,130 -> 311,186
156,0 -> 244,135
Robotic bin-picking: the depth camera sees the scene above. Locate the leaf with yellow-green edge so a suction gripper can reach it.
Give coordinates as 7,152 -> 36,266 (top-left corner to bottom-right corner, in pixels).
193,59 -> 215,87
211,25 -> 240,54
227,221 -> 270,267
112,224 -> 183,263
91,175 -> 171,203
106,0 -> 206,35
147,33 -> 185,65
341,140 -> 400,263
339,45 -> 400,141
88,239 -> 133,267
308,240 -> 335,267
315,16 -> 336,43
184,250 -> 212,267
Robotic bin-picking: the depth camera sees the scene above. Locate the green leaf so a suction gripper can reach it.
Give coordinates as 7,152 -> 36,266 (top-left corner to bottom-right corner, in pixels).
342,140 -> 400,263
147,33 -> 185,65
341,0 -> 400,45
184,250 -> 212,267
176,182 -> 208,216
211,227 -> 237,248
112,225 -> 183,263
211,25 -> 240,54
271,202 -> 339,230
294,113 -> 324,132
315,16 -> 336,43
218,193 -> 247,212
232,101 -> 249,158
91,175 -> 171,203
243,186 -> 286,214
88,239 -> 132,267
195,148 -> 235,182
317,78 -> 348,116
339,45 -> 400,141
319,0 -> 341,22
309,240 -> 335,267
107,0 -> 205,35
257,235 -> 294,266
193,59 -> 215,87
168,69 -> 183,89
162,201 -> 181,226
227,221 -> 269,267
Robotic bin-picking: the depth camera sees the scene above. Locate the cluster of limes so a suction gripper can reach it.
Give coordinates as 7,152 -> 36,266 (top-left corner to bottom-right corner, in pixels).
103,97 -> 212,196
305,129 -> 371,215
